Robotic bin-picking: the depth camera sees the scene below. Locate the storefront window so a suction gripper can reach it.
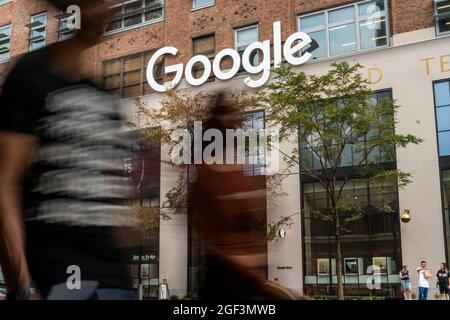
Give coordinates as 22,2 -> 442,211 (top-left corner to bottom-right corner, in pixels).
299,0 -> 389,59
124,129 -> 161,299
442,170 -> 450,262
302,178 -> 401,298
435,80 -> 450,156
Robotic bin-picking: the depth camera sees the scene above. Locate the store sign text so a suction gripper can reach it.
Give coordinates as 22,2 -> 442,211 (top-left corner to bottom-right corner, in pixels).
146,21 -> 312,92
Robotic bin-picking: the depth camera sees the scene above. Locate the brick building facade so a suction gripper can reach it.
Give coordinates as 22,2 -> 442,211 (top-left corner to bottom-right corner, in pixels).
1,0 -> 450,299
0,0 -> 439,85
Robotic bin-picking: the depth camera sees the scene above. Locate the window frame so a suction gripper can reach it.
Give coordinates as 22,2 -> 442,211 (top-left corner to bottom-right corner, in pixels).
234,24 -> 260,53
104,0 -> 165,36
298,0 -> 390,61
192,33 -> 216,81
29,12 -> 47,52
234,24 -> 260,70
58,12 -> 77,41
433,79 -> 450,157
0,24 -> 11,64
435,0 -> 450,36
192,0 -> 215,11
102,49 -> 164,99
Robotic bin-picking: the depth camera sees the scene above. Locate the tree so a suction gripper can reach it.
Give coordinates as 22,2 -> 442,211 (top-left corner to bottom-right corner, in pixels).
257,62 -> 422,300
129,90 -> 261,212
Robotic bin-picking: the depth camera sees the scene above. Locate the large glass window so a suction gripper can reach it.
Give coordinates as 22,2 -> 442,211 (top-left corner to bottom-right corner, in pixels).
192,34 -> 215,81
0,25 -> 11,63
123,129 -> 161,299
105,0 -> 164,33
235,25 -> 259,69
102,50 -> 164,99
300,90 -> 395,170
192,0 -> 214,10
299,0 -> 388,59
29,12 -> 47,52
302,178 -> 401,298
434,80 -> 450,156
435,0 -> 450,35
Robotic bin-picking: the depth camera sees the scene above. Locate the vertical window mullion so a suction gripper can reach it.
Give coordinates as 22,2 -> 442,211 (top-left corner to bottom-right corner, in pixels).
326,11 -> 330,58
355,3 -> 361,52
121,4 -> 125,29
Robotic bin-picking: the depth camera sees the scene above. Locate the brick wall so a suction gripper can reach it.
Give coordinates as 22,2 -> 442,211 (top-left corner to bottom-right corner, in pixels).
0,0 -> 438,86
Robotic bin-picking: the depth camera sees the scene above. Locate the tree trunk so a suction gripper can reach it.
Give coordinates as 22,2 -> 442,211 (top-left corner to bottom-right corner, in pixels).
334,207 -> 344,300
335,234 -> 344,300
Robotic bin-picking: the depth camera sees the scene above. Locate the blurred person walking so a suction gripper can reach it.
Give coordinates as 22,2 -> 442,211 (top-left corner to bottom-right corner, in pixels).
0,0 -> 134,300
190,94 -> 299,300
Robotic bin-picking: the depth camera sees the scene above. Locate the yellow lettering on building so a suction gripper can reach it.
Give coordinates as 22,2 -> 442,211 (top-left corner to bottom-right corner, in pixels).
421,57 -> 435,76
440,55 -> 450,73
368,68 -> 383,84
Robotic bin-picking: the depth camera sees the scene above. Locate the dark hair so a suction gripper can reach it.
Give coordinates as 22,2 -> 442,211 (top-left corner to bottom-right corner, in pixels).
421,260 -> 426,264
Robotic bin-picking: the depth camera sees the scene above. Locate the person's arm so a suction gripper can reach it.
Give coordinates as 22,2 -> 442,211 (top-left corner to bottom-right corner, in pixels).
0,133 -> 38,294
399,271 -> 403,280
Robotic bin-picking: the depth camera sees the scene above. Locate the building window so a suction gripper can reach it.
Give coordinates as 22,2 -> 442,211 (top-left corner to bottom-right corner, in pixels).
299,0 -> 388,60
300,90 -> 395,170
434,80 -> 450,156
242,111 -> 266,176
192,0 -> 214,10
442,170 -> 450,262
0,0 -> 12,5
58,13 -> 77,41
29,12 -> 47,51
235,25 -> 259,69
0,25 -> 11,63
102,50 -> 164,99
192,34 -> 215,81
123,129 -> 161,299
302,177 -> 401,297
435,0 -> 450,35
105,0 -> 164,33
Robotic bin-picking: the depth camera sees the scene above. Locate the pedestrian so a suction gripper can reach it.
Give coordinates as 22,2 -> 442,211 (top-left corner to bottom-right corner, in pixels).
417,260 -> 431,300
399,265 -> 411,300
0,0 -> 134,300
436,262 -> 449,300
190,94 -> 300,300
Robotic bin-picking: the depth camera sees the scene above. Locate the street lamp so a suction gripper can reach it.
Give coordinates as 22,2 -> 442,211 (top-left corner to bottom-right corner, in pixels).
401,209 -> 411,223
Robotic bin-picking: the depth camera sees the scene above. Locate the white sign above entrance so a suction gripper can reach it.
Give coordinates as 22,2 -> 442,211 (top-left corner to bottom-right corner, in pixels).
146,21 -> 312,92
